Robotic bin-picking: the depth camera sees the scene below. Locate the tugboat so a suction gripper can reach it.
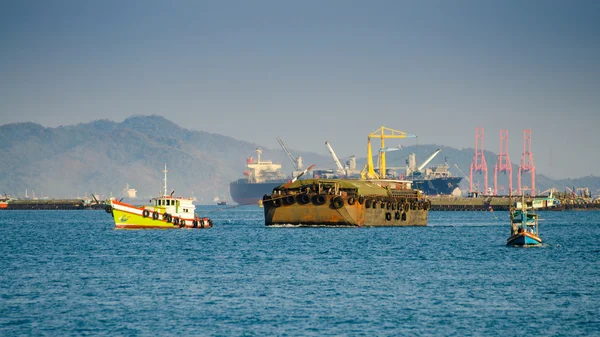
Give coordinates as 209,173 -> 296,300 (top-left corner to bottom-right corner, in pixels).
107,163 -> 212,229
262,126 -> 430,227
507,194 -> 541,246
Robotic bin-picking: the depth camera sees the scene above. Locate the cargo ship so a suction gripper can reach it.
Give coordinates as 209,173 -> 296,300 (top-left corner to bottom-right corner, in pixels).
263,178 -> 429,227
401,150 -> 462,196
229,148 -> 288,205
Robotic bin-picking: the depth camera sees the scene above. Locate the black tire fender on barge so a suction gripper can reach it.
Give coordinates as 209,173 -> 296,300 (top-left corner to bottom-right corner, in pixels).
142,209 -> 149,218
331,196 -> 344,209
347,196 -> 355,205
385,212 -> 392,221
314,194 -> 326,205
284,195 -> 295,205
298,193 -> 310,205
105,205 -> 112,213
152,211 -> 159,220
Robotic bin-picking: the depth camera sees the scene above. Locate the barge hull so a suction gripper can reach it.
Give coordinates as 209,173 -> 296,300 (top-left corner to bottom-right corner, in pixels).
264,193 -> 428,227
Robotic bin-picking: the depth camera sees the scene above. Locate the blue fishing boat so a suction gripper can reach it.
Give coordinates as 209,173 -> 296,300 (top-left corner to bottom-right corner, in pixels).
507,196 -> 542,246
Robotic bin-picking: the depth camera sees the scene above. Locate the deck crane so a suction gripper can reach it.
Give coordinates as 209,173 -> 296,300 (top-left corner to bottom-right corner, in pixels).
363,126 -> 417,179
576,187 -> 590,198
565,186 -> 577,197
276,137 -> 303,171
325,141 -> 346,176
379,145 -> 403,152
454,164 -> 471,185
417,149 -> 441,172
538,188 -> 559,197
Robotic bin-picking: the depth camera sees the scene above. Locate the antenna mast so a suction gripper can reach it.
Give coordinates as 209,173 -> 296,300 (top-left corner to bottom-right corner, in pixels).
163,163 -> 168,196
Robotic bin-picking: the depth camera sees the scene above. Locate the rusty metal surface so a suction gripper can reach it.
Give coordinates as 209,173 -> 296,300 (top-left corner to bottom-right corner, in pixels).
263,193 -> 428,227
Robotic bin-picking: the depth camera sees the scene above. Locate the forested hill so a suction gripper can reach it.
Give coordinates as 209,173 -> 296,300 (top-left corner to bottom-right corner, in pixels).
0,115 -> 332,202
1,115 -> 598,202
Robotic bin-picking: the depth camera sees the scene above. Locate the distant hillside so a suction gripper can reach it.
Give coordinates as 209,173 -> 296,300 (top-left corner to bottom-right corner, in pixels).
0,115 -> 333,202
1,115 -> 598,202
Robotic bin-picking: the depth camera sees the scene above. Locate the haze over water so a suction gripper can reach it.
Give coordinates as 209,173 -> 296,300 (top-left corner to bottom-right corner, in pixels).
1,208 -> 599,336
2,1 -> 599,178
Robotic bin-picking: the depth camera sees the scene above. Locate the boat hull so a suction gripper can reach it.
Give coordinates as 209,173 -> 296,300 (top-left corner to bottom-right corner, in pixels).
230,179 -> 288,205
409,176 -> 463,195
263,193 -> 428,227
109,201 -> 211,229
507,232 -> 542,246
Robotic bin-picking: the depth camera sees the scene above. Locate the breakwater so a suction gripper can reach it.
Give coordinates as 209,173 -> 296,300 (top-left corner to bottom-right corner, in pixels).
0,199 -> 106,210
429,195 -> 600,211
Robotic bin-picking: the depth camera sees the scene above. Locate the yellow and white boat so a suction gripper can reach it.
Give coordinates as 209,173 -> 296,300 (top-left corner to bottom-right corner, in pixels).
107,164 -> 212,229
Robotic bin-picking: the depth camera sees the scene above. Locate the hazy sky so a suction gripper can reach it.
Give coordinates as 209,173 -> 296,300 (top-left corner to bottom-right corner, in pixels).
1,0 -> 598,179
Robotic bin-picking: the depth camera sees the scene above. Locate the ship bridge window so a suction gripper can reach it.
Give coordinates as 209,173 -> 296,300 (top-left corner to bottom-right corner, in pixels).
167,200 -> 171,206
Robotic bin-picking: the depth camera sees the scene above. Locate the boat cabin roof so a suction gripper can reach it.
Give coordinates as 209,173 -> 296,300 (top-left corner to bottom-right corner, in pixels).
152,195 -> 195,206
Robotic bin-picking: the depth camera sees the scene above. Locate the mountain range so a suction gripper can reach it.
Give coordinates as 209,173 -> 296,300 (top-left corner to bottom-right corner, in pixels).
1,115 -> 598,202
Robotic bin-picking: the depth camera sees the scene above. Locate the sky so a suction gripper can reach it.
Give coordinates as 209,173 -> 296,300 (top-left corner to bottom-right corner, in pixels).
1,0 -> 599,179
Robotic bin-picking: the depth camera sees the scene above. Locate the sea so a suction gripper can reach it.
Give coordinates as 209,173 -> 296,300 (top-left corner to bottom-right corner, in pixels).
1,207 -> 599,336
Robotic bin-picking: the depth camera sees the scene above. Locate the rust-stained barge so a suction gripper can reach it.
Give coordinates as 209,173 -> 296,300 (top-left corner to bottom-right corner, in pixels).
263,126 -> 431,227
263,178 -> 429,227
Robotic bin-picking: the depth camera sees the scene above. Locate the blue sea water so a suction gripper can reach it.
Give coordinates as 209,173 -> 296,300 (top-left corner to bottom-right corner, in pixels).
1,208 -> 599,336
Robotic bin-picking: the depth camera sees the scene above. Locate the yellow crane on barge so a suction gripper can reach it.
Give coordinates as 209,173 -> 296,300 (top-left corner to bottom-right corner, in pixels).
361,126 -> 417,179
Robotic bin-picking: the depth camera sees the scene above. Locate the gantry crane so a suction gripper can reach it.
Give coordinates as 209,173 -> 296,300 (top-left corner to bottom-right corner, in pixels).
362,126 -> 417,179
276,137 -> 303,171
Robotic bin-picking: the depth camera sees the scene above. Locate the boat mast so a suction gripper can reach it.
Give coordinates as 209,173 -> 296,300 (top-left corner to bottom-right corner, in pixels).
163,163 -> 168,197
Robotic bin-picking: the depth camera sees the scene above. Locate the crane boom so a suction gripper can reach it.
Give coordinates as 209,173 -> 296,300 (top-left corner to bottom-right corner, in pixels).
417,149 -> 441,171
325,141 -> 345,174
365,126 -> 417,179
565,186 -> 577,197
454,164 -> 470,184
277,137 -> 302,170
379,145 -> 403,152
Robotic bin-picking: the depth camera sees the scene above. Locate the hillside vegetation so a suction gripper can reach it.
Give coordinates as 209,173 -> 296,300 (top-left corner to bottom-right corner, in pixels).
1,115 -> 598,202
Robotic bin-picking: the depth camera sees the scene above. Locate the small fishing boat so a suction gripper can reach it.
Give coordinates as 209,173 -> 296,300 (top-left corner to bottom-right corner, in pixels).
107,163 -> 212,229
507,195 -> 541,246
214,193 -> 227,205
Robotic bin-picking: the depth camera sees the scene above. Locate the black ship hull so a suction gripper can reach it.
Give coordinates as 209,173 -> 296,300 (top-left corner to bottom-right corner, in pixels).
230,179 -> 287,205
409,177 -> 462,196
